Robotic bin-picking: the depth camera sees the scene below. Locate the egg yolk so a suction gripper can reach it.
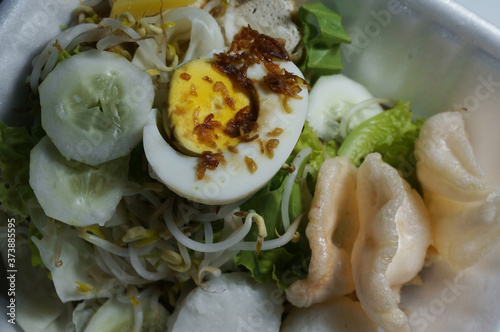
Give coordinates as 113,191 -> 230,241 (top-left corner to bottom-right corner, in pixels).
110,0 -> 197,20
165,58 -> 255,156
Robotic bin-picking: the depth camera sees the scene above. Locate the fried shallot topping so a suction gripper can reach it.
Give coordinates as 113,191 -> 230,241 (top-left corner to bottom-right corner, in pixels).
196,26 -> 308,179
196,151 -> 225,180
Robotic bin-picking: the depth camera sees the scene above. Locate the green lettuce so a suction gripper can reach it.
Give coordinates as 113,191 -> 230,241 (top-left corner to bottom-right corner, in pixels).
55,44 -> 81,65
298,2 -> 351,79
337,100 -> 424,187
235,165 -> 312,291
292,122 -> 336,188
0,121 -> 36,219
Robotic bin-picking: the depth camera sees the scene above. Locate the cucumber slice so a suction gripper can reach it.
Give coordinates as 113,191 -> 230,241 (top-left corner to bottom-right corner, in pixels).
39,50 -> 154,166
29,136 -> 129,227
306,74 -> 383,140
81,295 -> 168,332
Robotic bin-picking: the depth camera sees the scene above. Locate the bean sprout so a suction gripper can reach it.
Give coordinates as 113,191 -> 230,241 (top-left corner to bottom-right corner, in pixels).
339,98 -> 391,138
281,147 -> 312,230
128,286 -> 143,332
129,244 -> 173,281
204,222 -> 214,244
96,247 -> 147,285
164,207 -> 256,253
30,23 -> 99,93
192,197 -> 248,222
234,213 -> 304,251
79,229 -> 130,257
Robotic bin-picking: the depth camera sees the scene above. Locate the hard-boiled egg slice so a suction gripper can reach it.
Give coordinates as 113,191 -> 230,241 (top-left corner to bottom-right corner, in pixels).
143,53 -> 308,205
164,57 -> 256,156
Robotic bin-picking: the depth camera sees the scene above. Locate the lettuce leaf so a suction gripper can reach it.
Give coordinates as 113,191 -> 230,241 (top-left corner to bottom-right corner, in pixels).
235,248 -> 303,291
298,2 -> 351,79
235,167 -> 311,291
337,100 -> 424,187
55,44 -> 81,65
0,121 -> 36,219
292,122 -> 336,188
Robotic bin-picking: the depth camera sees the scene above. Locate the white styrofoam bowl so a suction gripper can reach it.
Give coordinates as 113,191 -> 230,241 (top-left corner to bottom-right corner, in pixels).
333,1 -> 500,331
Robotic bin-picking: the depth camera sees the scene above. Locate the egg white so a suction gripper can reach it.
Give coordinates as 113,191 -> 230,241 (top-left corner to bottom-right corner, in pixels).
143,58 -> 308,205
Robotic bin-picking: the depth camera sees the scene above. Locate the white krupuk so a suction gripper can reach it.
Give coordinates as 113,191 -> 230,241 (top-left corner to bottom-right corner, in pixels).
352,153 -> 431,332
415,111 -> 500,270
286,156 -> 358,307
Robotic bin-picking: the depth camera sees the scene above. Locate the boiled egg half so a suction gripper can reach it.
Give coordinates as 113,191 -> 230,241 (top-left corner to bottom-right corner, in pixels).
143,49 -> 308,205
